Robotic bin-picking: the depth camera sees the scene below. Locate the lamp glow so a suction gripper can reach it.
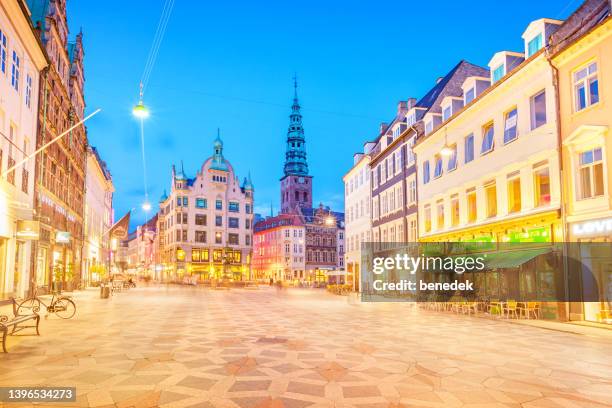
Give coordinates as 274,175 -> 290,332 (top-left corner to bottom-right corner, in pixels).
440,145 -> 454,156
133,102 -> 149,119
142,201 -> 152,211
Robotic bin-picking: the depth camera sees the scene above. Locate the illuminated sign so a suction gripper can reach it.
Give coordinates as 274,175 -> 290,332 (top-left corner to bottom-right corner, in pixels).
573,218 -> 612,236
56,231 -> 71,244
16,220 -> 40,240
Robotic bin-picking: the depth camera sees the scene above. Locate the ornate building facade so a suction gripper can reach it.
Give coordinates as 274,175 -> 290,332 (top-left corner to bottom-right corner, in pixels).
158,135 -> 254,281
0,0 -> 48,299
29,0 -> 88,292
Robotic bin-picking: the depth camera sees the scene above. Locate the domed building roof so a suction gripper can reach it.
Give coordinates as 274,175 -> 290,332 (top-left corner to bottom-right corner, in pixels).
159,189 -> 168,202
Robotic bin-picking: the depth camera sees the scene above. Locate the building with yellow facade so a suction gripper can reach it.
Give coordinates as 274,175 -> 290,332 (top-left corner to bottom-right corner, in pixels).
549,0 -> 611,324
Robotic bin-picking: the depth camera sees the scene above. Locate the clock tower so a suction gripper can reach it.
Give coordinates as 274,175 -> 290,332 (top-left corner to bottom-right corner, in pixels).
280,77 -> 313,213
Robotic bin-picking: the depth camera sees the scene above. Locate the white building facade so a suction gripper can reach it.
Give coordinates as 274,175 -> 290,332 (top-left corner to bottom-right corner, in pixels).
0,0 -> 47,299
83,146 -> 113,285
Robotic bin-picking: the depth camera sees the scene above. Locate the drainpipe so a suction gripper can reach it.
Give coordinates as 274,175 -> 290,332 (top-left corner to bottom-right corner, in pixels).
545,47 -> 570,321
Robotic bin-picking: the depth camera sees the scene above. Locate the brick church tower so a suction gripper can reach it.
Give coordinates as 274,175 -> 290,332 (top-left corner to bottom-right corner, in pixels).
280,78 -> 313,213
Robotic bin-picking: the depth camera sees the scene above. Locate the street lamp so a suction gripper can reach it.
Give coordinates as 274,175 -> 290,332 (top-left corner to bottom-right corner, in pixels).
132,101 -> 149,119
440,127 -> 453,156
142,201 -> 152,212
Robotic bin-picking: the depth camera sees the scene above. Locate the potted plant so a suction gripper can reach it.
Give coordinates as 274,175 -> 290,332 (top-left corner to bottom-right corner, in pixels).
52,261 -> 64,293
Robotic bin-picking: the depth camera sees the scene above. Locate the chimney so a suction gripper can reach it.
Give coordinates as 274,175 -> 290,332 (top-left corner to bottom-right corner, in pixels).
397,100 -> 408,115
407,97 -> 417,110
379,122 -> 388,134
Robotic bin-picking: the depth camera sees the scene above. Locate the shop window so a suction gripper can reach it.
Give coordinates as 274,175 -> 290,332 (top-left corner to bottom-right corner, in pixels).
436,200 -> 444,230
451,194 -> 460,227
534,165 -> 551,207
578,148 -> 604,199
424,204 -> 432,233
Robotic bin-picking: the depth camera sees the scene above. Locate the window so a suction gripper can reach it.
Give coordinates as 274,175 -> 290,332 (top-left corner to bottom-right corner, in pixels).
215,199 -> 222,210
182,213 -> 188,224
0,29 -> 6,74
467,188 -> 477,223
579,148 -> 604,199
447,144 -> 457,171
574,62 -> 599,111
182,230 -> 188,242
25,74 -> 32,108
534,166 -> 551,207
530,90 -> 547,129
527,33 -> 542,58
408,178 -> 417,205
423,161 -> 430,184
424,204 -> 432,233
196,198 -> 207,208
436,200 -> 444,230
481,122 -> 494,154
464,134 -> 474,163
442,105 -> 452,121
177,197 -> 182,207
229,201 -> 239,212
245,204 -> 252,214
11,50 -> 19,91
451,194 -> 459,226
195,214 -> 207,225
465,87 -> 475,104
503,107 -> 518,144
484,181 -> 497,218
195,231 -> 207,243
215,215 -> 222,227
493,64 -> 504,83
183,197 -> 188,206
229,217 -> 239,228
433,154 -> 443,178
215,232 -> 222,244
228,233 -> 239,245
507,173 -> 522,213
425,120 -> 433,134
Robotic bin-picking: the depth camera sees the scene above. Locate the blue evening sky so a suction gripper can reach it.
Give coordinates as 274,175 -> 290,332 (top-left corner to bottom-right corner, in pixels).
67,0 -> 578,228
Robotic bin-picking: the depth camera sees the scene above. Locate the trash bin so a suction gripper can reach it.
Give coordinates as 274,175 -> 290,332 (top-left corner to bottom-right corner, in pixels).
100,284 -> 110,299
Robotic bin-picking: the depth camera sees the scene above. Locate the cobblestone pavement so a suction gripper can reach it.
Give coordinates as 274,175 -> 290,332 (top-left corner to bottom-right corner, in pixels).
0,285 -> 611,408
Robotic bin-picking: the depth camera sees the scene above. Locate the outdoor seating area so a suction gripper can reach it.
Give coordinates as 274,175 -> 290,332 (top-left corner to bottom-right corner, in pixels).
421,296 -> 541,319
326,284 -> 352,295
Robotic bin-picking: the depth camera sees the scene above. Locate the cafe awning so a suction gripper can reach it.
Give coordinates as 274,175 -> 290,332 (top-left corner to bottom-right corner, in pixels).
484,247 -> 552,269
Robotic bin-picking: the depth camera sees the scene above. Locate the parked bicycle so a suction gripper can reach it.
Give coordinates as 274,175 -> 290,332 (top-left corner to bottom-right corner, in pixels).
17,285 -> 76,319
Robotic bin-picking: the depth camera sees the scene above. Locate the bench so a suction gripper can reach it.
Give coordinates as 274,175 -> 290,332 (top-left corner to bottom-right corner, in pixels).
0,298 -> 40,353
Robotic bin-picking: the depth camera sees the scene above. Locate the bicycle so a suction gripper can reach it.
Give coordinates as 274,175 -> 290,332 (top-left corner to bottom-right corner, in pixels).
17,285 -> 76,320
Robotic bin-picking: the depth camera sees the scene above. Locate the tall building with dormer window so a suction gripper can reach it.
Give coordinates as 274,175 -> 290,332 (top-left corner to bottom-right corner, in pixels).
158,135 -> 254,282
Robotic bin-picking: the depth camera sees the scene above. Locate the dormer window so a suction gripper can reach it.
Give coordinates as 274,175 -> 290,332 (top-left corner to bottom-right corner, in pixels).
465,87 -> 475,104
406,112 -> 416,126
527,33 -> 543,58
442,105 -> 452,121
492,64 -> 505,83
425,120 -> 433,135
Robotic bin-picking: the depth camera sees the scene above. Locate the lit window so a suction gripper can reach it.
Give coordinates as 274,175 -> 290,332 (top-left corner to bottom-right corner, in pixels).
493,64 -> 505,83
451,194 -> 459,226
574,62 -> 599,111
464,134 -> 474,163
507,174 -> 521,213
433,154 -> 443,178
503,107 -> 518,143
534,166 -> 551,207
527,33 -> 542,58
578,148 -> 604,199
530,90 -> 547,129
424,204 -> 432,232
481,122 -> 494,154
436,200 -> 444,230
467,189 -> 477,223
484,181 -> 497,218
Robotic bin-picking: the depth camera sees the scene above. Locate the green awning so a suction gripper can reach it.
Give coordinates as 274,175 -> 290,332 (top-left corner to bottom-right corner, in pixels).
484,248 -> 552,269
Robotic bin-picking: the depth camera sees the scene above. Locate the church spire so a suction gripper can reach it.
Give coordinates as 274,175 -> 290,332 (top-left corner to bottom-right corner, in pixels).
283,76 -> 309,177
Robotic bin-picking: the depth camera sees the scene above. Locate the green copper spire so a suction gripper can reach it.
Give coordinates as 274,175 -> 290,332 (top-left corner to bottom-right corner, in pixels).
283,75 -> 309,177
210,129 -> 229,172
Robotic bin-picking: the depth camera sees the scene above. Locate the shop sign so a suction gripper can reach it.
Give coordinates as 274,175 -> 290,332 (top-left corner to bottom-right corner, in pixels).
573,218 -> 612,236
508,227 -> 550,243
16,220 -> 40,240
56,231 -> 71,244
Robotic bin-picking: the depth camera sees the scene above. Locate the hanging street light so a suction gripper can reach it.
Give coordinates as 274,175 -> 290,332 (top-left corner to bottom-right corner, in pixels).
142,201 -> 152,212
133,101 -> 149,119
440,127 -> 454,156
